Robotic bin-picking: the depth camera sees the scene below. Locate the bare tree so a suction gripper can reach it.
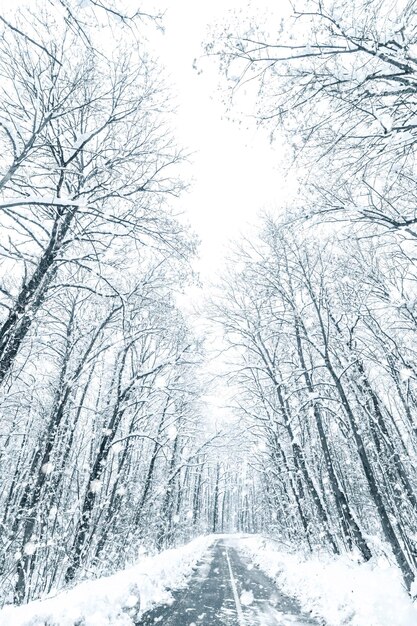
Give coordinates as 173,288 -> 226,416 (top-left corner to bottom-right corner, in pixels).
213,217 -> 417,591
210,0 -> 417,233
0,8 -> 189,389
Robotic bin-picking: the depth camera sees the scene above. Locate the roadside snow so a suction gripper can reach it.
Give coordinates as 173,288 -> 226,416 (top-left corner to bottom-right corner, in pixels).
0,535 -> 215,626
238,536 -> 417,626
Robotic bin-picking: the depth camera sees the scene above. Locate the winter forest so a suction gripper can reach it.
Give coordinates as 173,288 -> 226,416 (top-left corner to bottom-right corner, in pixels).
2,0 -> 417,624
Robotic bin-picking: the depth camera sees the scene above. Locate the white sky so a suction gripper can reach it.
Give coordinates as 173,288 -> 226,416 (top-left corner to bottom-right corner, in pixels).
148,0 -> 290,281
146,1 -> 293,428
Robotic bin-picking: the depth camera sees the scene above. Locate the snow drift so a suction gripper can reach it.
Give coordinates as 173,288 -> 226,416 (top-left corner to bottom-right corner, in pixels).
238,535 -> 417,626
0,536 -> 215,626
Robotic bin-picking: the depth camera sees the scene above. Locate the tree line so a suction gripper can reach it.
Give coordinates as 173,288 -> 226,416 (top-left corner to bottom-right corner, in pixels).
211,0 -> 417,593
0,1 -> 225,605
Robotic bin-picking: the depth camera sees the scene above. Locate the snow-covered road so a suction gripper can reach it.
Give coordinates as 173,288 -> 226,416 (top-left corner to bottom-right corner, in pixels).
138,538 -> 319,626
4,534 -> 416,625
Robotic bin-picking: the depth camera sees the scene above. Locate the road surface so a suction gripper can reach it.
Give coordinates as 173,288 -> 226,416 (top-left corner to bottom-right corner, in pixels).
137,538 -> 322,625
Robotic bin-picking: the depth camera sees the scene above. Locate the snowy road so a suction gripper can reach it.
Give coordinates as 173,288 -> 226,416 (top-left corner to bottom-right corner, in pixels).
137,539 -> 321,626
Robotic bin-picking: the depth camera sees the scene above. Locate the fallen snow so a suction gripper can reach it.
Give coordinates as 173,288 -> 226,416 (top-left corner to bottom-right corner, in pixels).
238,535 -> 417,626
5,534 -> 416,626
240,588 -> 254,606
0,535 -> 215,626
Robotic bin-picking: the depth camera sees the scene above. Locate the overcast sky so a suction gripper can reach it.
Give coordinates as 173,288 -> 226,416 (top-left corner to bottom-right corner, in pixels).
143,0 -> 294,426
148,0 -> 290,281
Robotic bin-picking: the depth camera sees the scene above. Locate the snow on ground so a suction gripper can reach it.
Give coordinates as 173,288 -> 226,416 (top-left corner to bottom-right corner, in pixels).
238,535 -> 417,626
0,535 -> 215,626
4,533 -> 417,626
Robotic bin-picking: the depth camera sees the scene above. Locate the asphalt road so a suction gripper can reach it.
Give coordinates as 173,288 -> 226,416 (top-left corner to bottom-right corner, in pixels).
137,538 -> 322,625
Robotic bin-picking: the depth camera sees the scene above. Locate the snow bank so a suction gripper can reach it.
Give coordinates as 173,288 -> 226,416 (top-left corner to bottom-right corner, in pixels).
0,535 -> 215,626
238,536 -> 417,626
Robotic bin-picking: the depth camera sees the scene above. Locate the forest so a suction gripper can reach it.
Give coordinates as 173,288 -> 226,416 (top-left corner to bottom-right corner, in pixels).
1,0 -> 417,618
